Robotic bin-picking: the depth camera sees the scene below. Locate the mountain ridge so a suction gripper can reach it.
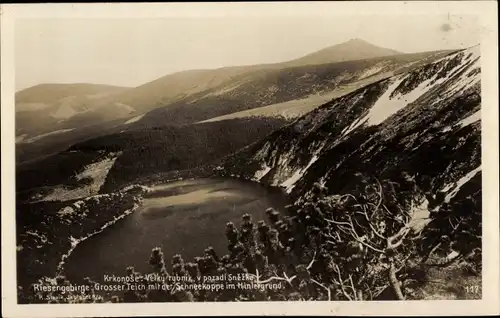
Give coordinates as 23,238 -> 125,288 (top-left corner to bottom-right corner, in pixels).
16,83 -> 130,104
17,38 -> 403,94
14,40 -> 456,166
218,45 -> 480,200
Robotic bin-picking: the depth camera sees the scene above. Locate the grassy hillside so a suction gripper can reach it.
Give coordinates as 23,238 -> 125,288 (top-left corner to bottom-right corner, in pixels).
15,40 -> 447,143
15,83 -> 131,139
15,43 -> 451,167
15,117 -> 130,164
16,117 -> 288,200
16,83 -> 129,104
79,117 -> 289,192
134,50 -> 452,128
83,39 -> 402,114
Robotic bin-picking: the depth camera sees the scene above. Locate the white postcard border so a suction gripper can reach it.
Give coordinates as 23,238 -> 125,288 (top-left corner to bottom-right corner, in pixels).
2,2 -> 498,317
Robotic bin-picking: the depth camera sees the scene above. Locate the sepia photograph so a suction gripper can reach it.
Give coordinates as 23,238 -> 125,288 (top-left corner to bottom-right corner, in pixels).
1,2 -> 499,317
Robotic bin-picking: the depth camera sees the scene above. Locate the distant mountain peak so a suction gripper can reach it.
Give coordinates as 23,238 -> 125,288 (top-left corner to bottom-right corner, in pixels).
327,38 -> 400,52
346,37 -> 370,43
286,38 -> 401,67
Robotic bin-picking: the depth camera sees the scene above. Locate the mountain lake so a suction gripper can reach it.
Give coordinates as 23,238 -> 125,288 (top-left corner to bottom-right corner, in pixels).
63,178 -> 289,282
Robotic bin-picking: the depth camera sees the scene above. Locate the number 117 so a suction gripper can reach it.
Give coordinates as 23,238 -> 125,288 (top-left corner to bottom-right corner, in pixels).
465,285 -> 480,293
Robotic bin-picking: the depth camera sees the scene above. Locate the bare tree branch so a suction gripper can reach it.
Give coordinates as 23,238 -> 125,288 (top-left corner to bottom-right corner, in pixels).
358,238 -> 387,254
348,274 -> 357,300
365,283 -> 374,300
358,207 -> 387,240
311,279 -> 331,301
250,269 -> 295,285
373,177 -> 384,215
373,284 -> 390,298
328,214 -> 387,253
382,204 -> 393,216
325,218 -> 353,227
388,261 -> 405,300
387,227 -> 411,250
282,272 -> 297,284
307,250 -> 317,270
340,194 -> 359,203
333,264 -> 353,301
326,240 -> 337,246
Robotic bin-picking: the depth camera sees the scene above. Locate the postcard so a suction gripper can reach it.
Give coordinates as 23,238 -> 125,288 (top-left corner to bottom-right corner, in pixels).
1,1 -> 499,317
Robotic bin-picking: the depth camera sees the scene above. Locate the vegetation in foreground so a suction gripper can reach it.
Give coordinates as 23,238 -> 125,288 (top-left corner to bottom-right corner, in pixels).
16,185 -> 150,301
26,172 -> 481,303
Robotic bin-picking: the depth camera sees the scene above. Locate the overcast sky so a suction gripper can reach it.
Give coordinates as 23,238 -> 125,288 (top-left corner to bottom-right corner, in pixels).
15,14 -> 481,91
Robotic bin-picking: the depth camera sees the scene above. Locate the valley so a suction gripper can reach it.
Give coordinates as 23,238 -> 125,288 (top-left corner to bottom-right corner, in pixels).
15,40 -> 483,303
15,44 -> 451,164
62,178 -> 289,285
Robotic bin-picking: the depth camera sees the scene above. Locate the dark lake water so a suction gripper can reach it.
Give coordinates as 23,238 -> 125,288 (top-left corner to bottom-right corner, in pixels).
64,178 -> 289,282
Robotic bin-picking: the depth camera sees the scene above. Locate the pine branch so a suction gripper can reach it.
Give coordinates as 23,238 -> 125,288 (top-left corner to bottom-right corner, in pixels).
311,279 -> 331,301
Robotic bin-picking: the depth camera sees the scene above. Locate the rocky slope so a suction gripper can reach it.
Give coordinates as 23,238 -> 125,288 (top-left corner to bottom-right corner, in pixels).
211,46 -> 482,301
221,46 -> 480,196
219,46 -> 481,260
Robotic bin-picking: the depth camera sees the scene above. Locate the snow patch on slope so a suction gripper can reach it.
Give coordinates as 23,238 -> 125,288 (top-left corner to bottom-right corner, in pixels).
407,198 -> 432,233
51,104 -> 78,119
20,129 -> 75,144
204,82 -> 245,98
280,142 -> 326,193
125,114 -> 145,124
342,77 -> 406,135
253,164 -> 272,181
39,154 -> 121,202
358,64 -> 386,79
115,102 -> 135,113
50,96 -> 91,119
441,110 -> 481,133
441,165 -> 481,203
343,47 -> 480,137
281,169 -> 304,193
281,155 -> 320,193
16,134 -> 28,143
459,110 -> 481,127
